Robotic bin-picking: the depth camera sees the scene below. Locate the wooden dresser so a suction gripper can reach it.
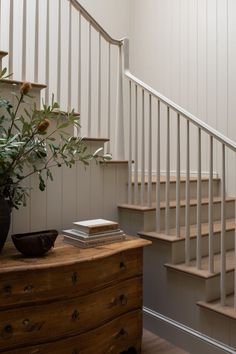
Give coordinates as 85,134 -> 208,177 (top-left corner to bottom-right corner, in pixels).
0,236 -> 150,354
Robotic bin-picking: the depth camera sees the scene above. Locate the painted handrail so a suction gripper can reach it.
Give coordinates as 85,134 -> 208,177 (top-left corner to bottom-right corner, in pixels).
69,0 -> 122,46
124,71 -> 236,153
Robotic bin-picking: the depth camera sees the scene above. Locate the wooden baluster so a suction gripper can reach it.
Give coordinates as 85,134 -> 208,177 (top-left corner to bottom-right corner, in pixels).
165,106 -> 170,234
128,81 -> 132,205
176,114 -> 181,237
68,0 -> 72,111
147,94 -> 152,207
185,120 -> 190,265
22,0 -> 27,81
208,135 -> 214,273
45,0 -> 50,105
34,0 -> 39,83
87,23 -> 92,136
115,45 -> 125,160
77,11 -> 81,136
156,100 -> 161,232
8,0 -> 14,76
196,128 -> 202,269
98,33 -> 102,137
134,85 -> 138,205
141,89 -> 145,206
221,144 -> 226,306
107,43 -> 111,151
57,0 -> 61,102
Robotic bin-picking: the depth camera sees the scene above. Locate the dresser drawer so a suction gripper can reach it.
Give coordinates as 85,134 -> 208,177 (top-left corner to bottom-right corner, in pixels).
0,277 -> 142,352
2,310 -> 142,354
0,248 -> 142,308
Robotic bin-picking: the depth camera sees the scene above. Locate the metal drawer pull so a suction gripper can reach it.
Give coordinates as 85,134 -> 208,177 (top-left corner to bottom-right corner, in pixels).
2,324 -> 13,339
109,294 -> 128,307
3,285 -> 12,296
71,272 -> 78,285
24,285 -> 34,293
4,325 -> 13,334
119,261 -> 126,270
22,319 -> 30,326
71,309 -> 80,321
119,294 -> 128,305
22,319 -> 45,332
115,328 -> 128,340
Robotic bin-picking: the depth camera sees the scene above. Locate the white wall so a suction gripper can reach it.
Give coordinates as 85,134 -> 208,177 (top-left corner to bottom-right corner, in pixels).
129,0 -> 236,193
78,0 -> 130,39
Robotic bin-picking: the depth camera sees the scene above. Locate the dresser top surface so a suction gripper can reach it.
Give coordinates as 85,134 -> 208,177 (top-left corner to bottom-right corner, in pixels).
0,236 -> 151,274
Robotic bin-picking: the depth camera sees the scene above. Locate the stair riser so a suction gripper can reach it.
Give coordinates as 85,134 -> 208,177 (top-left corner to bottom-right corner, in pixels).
205,270 -> 235,301
172,230 -> 235,264
143,237 -> 236,348
167,267 -> 234,302
131,179 -> 220,204
119,200 -> 235,235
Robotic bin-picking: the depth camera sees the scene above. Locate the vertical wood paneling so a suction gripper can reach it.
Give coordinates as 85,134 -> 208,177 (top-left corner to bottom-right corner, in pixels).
197,0 -> 207,172
30,174 -> 47,232
103,165 -> 118,220
46,166 -> 62,230
227,0 -> 236,195
62,166 -> 77,229
89,142 -> 104,218
77,144 -> 91,221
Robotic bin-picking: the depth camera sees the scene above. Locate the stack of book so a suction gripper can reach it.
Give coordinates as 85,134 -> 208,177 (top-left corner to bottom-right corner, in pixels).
62,219 -> 126,248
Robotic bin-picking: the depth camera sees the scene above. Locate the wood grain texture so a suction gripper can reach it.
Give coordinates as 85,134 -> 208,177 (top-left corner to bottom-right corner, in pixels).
1,236 -> 150,272
0,238 -> 147,308
0,237 -> 149,353
3,311 -> 142,354
0,277 -> 142,351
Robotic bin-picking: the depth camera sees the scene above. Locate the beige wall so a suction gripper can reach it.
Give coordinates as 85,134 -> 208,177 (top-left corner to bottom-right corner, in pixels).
129,0 -> 236,193
79,0 -> 130,39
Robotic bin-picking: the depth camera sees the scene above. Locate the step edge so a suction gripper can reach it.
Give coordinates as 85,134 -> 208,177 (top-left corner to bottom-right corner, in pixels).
1,78 -> 46,90
164,261 -> 235,279
197,298 -> 236,320
118,197 -> 235,211
138,222 -> 236,243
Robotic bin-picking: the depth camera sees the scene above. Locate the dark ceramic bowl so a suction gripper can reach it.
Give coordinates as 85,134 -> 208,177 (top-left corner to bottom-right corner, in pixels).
11,230 -> 58,257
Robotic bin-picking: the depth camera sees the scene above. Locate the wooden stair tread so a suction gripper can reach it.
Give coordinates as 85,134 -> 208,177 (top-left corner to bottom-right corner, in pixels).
53,110 -> 80,117
0,50 -> 8,58
0,78 -> 46,89
118,196 -> 235,212
132,175 -> 220,185
82,137 -> 109,142
138,219 -> 236,242
101,160 -> 129,164
197,295 -> 236,319
165,249 -> 235,279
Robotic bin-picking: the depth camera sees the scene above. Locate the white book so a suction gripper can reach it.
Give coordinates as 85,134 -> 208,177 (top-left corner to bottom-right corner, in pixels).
62,228 -> 125,241
63,234 -> 126,248
73,219 -> 119,235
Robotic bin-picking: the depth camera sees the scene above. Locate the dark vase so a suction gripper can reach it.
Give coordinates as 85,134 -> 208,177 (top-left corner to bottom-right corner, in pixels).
0,199 -> 11,252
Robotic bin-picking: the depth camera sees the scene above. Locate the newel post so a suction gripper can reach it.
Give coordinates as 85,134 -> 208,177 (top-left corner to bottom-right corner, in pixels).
115,39 -> 128,160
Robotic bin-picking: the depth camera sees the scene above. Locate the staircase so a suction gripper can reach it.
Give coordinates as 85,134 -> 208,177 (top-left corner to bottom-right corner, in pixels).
119,176 -> 236,353
1,1 -> 236,354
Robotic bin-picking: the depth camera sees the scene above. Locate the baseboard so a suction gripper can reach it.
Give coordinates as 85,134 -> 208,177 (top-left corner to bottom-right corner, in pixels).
143,307 -> 235,354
